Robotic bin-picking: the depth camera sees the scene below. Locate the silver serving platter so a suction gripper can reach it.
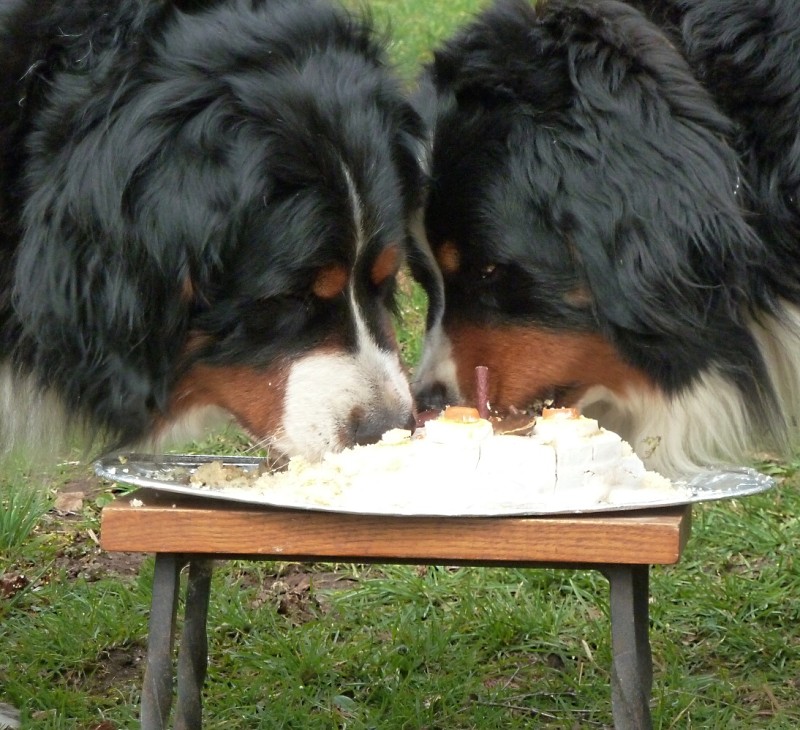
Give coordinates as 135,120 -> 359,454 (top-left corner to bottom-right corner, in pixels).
95,453 -> 776,517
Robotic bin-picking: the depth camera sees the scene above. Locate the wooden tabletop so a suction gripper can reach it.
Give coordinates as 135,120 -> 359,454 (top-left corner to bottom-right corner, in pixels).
100,490 -> 691,566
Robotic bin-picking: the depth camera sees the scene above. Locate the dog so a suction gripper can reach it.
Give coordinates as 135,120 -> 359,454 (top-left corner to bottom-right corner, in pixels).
411,0 -> 800,477
0,0 -> 428,462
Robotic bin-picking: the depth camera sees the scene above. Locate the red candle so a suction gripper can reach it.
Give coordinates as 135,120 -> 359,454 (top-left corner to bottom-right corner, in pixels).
475,365 -> 489,420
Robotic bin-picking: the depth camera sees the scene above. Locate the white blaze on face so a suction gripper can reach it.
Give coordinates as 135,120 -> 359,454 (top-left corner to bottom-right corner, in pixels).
275,164 -> 413,460
406,209 -> 461,405
413,319 -> 461,403
278,348 -> 412,460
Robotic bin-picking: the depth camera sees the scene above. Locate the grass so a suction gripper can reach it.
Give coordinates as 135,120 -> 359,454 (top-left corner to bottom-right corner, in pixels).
5,470 -> 800,728
4,419 -> 800,727
4,1 -> 800,728
0,471 -> 50,555
364,0 -> 490,81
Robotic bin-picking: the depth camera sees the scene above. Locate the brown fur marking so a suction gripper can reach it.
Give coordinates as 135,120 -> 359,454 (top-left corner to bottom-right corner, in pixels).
313,264 -> 349,300
169,363 -> 289,438
370,244 -> 401,287
446,324 -> 654,408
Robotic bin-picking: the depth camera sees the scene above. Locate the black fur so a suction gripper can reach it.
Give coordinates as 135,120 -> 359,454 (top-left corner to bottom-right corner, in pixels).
630,0 -> 800,297
0,0 -> 425,451
414,0 -> 800,471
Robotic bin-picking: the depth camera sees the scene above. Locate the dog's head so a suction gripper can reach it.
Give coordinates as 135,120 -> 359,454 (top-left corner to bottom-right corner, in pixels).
413,0 -> 776,425
10,0 -> 426,460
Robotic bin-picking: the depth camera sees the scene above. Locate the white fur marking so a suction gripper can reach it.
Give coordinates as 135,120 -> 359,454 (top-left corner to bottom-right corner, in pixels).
277,163 -> 414,459
413,322 -> 460,403
579,373 -> 756,477
280,349 -> 412,460
342,164 -> 366,254
581,301 -> 800,476
0,365 -> 79,463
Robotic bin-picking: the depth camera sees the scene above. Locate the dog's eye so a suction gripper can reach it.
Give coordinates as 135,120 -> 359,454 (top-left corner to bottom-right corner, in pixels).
479,263 -> 498,280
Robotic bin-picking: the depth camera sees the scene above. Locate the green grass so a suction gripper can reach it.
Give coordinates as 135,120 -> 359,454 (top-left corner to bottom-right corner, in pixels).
395,269 -> 429,369
5,1 -> 800,728
365,0 -> 490,81
0,471 -> 50,555
4,452 -> 800,728
7,390 -> 799,718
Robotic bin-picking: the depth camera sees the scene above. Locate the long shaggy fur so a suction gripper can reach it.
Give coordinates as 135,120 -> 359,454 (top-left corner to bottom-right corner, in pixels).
412,0 -> 800,476
1,0 -> 426,461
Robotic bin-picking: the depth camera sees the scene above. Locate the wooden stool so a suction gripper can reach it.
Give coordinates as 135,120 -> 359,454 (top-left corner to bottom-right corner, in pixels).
101,490 -> 692,730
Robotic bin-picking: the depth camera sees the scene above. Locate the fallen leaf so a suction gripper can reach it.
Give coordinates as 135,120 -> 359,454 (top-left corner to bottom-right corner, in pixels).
0,573 -> 29,599
54,491 -> 85,513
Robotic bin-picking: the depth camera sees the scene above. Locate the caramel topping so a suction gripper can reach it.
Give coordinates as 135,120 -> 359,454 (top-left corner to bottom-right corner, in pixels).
541,407 -> 581,419
441,405 -> 482,423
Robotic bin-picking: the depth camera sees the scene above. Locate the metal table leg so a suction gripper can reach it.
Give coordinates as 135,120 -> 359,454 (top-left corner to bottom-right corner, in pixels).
137,558 -> 657,729
141,554 -> 184,730
175,559 -> 214,730
602,565 -> 653,730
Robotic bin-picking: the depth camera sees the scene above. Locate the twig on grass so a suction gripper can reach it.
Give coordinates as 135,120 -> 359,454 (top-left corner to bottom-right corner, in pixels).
475,696 -> 605,726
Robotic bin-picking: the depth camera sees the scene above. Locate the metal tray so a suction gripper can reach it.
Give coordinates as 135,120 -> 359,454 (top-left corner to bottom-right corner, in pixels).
95,453 -> 776,517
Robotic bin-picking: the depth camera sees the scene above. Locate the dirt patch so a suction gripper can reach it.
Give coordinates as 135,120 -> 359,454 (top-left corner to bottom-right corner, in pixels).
45,516 -> 145,582
83,643 -> 148,695
241,563 -> 360,624
58,546 -> 145,581
43,472 -> 147,580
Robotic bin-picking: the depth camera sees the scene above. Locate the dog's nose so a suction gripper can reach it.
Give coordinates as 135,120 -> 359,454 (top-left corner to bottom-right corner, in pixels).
413,380 -> 451,412
349,408 -> 417,447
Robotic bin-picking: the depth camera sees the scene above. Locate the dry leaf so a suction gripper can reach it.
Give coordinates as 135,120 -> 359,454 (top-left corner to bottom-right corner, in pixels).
54,491 -> 85,513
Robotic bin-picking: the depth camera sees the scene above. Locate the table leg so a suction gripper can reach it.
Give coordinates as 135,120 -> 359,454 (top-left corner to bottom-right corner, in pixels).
175,559 -> 214,730
141,554 -> 184,730
602,565 -> 653,730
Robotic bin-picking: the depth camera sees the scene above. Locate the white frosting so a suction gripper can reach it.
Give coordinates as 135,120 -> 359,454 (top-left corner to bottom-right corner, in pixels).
530,411 -> 673,503
424,416 -> 494,445
189,409 -> 681,514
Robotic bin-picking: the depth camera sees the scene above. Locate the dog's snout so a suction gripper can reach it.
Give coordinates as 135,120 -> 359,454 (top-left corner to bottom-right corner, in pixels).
348,407 -> 416,447
414,380 -> 451,413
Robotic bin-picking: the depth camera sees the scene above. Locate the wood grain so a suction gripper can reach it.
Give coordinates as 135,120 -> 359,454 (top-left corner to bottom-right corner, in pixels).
101,491 -> 691,566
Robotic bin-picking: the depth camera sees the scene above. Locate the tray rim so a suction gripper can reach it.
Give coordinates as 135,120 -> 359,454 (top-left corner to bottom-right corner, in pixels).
94,453 -> 776,517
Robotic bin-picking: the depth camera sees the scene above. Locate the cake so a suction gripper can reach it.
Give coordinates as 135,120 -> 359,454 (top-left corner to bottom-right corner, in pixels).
188,405 -> 681,513
424,405 -> 494,444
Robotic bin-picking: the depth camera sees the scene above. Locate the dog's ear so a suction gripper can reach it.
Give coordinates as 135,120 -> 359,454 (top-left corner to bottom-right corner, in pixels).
383,83 -> 441,329
429,0 -> 572,113
481,0 -> 774,393
390,96 -> 429,220
11,92 -> 237,445
528,22 -> 772,394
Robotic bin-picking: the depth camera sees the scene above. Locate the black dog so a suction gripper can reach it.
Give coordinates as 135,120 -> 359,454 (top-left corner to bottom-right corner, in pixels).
412,0 -> 800,476
0,0 -> 427,461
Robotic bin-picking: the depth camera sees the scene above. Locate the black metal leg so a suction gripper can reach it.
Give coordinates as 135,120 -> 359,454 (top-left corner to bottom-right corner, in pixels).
175,559 -> 214,730
602,565 -> 653,730
141,554 -> 184,730
135,557 -> 657,730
